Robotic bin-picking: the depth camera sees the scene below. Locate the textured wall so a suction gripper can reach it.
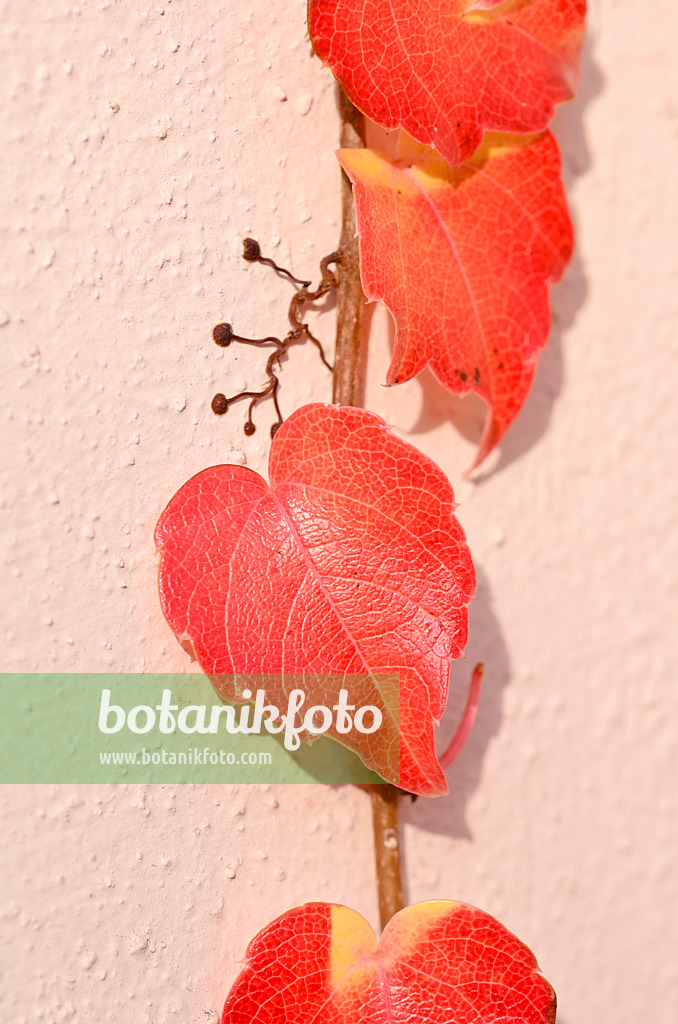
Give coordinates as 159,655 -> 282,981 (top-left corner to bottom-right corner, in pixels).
1,1 -> 677,1022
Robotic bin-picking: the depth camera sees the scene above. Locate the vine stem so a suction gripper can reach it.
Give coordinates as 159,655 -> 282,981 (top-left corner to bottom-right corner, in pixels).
332,86 -> 405,931
332,87 -> 368,409
370,784 -> 405,930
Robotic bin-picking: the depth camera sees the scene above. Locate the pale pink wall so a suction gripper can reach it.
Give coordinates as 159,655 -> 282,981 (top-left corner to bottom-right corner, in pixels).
1,1 -> 677,1021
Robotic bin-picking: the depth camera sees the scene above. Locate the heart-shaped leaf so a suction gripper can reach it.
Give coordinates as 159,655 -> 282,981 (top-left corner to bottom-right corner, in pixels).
221,900 -> 557,1024
308,0 -> 586,167
338,132 -> 573,469
155,403 -> 475,795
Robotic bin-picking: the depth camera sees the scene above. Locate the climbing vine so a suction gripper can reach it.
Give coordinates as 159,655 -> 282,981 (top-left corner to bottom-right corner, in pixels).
155,1 -> 586,1019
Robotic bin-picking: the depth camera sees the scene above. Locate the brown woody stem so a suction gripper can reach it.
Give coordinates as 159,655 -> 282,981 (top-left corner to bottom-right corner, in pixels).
371,785 -> 405,930
332,86 -> 404,929
332,87 -> 367,408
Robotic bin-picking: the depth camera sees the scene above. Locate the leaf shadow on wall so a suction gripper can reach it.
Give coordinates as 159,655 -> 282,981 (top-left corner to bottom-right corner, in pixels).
406,35 -> 605,478
398,564 -> 509,850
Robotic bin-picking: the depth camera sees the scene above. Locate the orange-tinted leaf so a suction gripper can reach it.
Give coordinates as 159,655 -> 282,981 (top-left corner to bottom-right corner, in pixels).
155,403 -> 475,796
338,132 -> 573,469
308,0 -> 586,166
221,900 -> 557,1024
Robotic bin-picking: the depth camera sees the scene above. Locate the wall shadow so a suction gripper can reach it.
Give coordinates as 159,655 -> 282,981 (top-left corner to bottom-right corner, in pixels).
398,564 -> 510,863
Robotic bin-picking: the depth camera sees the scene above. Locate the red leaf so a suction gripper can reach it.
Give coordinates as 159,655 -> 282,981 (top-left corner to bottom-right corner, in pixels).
308,0 -> 586,167
221,900 -> 557,1024
338,132 -> 573,470
155,403 -> 475,796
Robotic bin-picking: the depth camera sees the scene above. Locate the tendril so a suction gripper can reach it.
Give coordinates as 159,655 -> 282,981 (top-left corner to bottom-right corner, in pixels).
211,239 -> 341,438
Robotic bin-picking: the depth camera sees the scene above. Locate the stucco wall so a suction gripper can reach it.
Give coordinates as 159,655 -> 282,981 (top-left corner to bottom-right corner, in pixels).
1,1 -> 677,1021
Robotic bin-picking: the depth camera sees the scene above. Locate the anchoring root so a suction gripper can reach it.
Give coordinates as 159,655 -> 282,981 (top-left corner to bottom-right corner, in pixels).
211,239 -> 341,439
